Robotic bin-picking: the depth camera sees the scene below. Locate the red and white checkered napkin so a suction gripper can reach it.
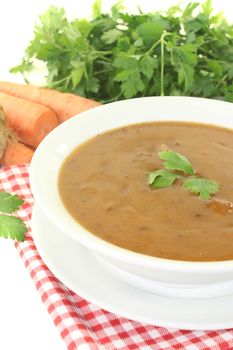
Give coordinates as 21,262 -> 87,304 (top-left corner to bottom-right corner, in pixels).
1,164 -> 233,350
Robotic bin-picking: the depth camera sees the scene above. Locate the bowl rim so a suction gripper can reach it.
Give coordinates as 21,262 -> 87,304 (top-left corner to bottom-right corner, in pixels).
30,96 -> 233,272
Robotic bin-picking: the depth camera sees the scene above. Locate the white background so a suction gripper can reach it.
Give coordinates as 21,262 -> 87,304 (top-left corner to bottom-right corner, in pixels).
0,1 -> 233,349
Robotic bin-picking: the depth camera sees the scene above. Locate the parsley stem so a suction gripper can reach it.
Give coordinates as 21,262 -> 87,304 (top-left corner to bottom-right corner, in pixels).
97,56 -> 112,63
100,92 -> 123,103
95,68 -> 113,75
160,37 -> 165,96
215,74 -> 228,89
131,30 -> 172,96
92,50 -> 112,55
159,32 -> 171,96
145,38 -> 161,56
46,75 -> 71,87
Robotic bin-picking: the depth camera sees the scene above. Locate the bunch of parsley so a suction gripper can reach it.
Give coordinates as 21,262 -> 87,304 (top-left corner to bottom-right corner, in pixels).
11,0 -> 233,102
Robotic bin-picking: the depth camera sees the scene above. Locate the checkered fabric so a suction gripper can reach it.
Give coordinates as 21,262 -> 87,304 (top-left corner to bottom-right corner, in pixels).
1,164 -> 233,350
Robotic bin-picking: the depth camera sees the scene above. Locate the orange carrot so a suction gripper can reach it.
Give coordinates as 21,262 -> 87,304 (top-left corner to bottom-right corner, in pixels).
0,92 -> 58,147
0,139 -> 34,166
0,81 -> 101,123
0,107 -> 7,159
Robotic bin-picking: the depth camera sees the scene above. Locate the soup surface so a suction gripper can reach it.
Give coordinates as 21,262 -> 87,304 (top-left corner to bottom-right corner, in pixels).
59,122 -> 233,261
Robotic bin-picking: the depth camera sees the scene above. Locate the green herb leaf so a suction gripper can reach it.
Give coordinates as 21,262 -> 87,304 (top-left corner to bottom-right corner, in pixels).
0,191 -> 26,241
178,64 -> 195,92
183,177 -> 219,200
159,150 -> 194,175
71,66 -> 84,87
101,29 -> 124,44
113,52 -> 138,70
93,0 -> 102,18
86,76 -> 100,93
202,0 -> 213,16
148,169 -> 180,188
182,2 -> 199,20
136,21 -> 167,47
0,192 -> 24,214
171,44 -> 198,91
0,215 -> 27,241
122,71 -> 144,98
139,55 -> 157,79
111,1 -> 125,19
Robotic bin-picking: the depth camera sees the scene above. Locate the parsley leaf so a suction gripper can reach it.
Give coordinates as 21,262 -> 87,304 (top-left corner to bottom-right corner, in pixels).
101,29 -> 124,44
136,21 -> 167,47
0,192 -> 24,214
159,150 -> 194,175
120,71 -> 144,98
0,215 -> 27,242
0,192 -> 26,241
71,65 -> 84,88
183,177 -> 219,200
92,0 -> 102,18
139,55 -> 158,79
148,169 -> 180,188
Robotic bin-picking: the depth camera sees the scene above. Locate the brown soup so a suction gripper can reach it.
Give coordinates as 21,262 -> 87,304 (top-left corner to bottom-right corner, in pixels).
58,122 -> 233,262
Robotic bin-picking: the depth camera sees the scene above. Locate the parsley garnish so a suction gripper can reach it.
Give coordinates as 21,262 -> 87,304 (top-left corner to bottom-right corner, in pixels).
159,150 -> 194,175
148,169 -> 180,188
148,149 -> 219,200
183,177 -> 219,200
0,192 -> 27,241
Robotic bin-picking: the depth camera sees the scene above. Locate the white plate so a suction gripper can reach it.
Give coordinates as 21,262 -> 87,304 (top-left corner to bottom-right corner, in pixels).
32,205 -> 233,330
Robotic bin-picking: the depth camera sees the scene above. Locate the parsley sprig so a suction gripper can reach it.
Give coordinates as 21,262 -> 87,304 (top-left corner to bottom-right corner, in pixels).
159,150 -> 194,175
148,149 -> 219,200
0,192 -> 27,241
